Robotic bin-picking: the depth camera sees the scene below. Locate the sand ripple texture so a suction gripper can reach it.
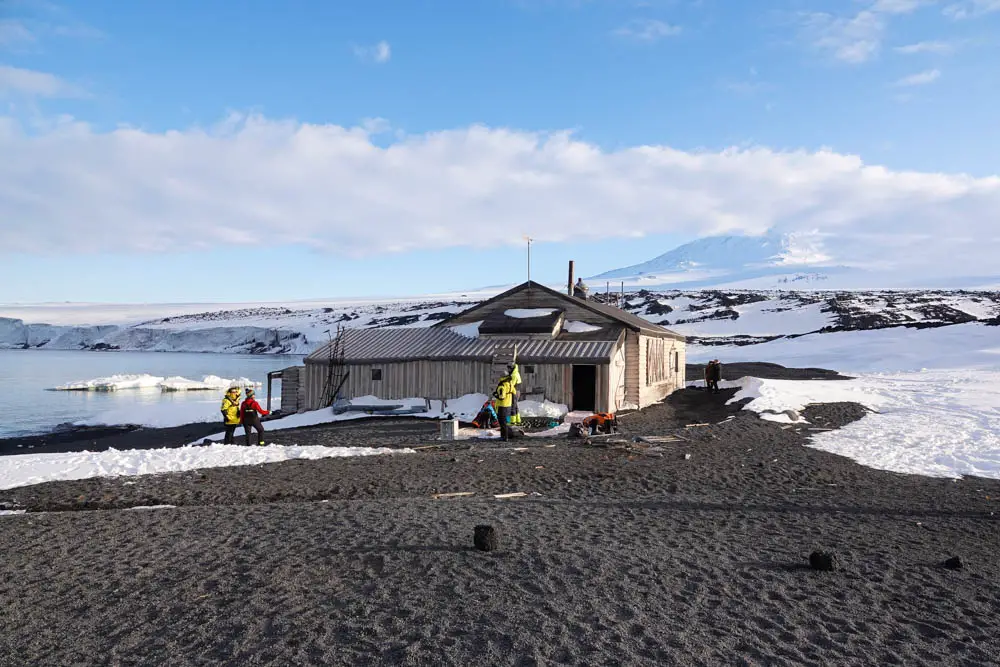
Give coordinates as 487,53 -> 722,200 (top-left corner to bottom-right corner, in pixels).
0,395 -> 999,665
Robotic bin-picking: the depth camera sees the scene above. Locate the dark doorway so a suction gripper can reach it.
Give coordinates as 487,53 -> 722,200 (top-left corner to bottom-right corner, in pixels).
572,365 -> 597,412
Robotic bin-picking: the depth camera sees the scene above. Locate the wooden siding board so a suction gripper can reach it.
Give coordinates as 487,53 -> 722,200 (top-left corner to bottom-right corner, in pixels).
624,330 -> 640,406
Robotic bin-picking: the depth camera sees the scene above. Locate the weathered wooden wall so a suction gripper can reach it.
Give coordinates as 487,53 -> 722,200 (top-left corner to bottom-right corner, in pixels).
302,359 -> 603,410
624,330 -> 640,407
279,366 -> 304,414
637,334 -> 686,407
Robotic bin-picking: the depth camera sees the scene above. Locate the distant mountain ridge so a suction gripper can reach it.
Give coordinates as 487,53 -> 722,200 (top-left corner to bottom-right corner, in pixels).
589,231 -> 857,289
586,231 -> 1000,291
3,289 -> 999,354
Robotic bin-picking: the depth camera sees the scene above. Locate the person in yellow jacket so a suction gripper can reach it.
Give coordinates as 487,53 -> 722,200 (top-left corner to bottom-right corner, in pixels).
220,386 -> 241,444
508,362 -> 522,425
494,374 -> 515,441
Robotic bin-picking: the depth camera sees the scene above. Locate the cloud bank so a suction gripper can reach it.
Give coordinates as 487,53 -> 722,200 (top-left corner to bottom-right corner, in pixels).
1,113 -> 998,277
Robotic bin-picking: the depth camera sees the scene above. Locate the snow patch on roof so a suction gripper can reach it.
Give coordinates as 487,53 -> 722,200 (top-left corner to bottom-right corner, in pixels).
448,321 -> 482,338
563,320 -> 602,334
505,308 -> 557,318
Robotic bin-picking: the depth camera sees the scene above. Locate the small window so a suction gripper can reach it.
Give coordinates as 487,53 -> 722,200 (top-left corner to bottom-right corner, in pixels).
371,368 -> 382,381
523,365 -> 536,374
674,351 -> 680,372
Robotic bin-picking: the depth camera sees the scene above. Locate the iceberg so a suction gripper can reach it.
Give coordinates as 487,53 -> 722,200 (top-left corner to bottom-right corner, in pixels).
159,375 -> 260,392
50,374 -> 166,392
50,374 -> 262,392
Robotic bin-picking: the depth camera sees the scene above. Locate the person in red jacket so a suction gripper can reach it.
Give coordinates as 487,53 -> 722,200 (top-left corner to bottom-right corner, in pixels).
240,387 -> 270,446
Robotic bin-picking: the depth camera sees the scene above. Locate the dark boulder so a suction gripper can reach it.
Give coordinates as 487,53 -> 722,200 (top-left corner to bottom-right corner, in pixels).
474,525 -> 499,552
809,551 -> 836,571
942,556 -> 964,570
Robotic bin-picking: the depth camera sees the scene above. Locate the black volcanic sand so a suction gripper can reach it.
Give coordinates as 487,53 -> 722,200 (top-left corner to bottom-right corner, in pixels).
0,422 -> 225,456
687,361 -> 851,381
2,373 -> 1000,664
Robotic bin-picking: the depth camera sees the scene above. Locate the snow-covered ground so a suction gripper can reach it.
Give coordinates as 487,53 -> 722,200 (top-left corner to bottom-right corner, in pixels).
0,443 -> 413,492
189,393 -> 568,444
75,397 -> 276,431
688,322 -> 1000,373
0,393 -> 566,492
723,370 -> 1000,480
684,323 -> 1000,480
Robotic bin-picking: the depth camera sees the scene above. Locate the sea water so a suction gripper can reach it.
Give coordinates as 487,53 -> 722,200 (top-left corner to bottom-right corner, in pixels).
0,349 -> 303,438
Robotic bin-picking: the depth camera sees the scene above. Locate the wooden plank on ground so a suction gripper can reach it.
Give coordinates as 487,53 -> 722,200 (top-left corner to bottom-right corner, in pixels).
493,492 -> 528,499
431,492 -> 475,499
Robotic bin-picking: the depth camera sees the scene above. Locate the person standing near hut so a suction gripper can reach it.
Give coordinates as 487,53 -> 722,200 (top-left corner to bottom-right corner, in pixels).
493,373 -> 515,441
573,277 -> 590,300
705,359 -> 723,394
240,387 -> 270,446
508,362 -> 522,426
220,386 -> 242,444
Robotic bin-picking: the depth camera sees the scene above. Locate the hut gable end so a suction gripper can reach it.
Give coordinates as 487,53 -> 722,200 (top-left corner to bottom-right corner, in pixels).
437,282 -> 620,331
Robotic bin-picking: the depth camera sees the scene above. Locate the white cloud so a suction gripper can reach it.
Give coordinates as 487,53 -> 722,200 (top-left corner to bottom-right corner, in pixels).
613,19 -> 681,41
800,0 -> 938,64
2,113 -> 999,278
0,65 -> 85,97
944,0 -> 1000,18
0,19 -> 37,50
893,68 -> 941,85
894,39 -> 957,54
352,40 -> 391,63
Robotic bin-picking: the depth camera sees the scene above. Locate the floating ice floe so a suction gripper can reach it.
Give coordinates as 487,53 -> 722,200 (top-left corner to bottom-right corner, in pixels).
158,375 -> 259,392
51,374 -> 166,392
50,374 -> 261,392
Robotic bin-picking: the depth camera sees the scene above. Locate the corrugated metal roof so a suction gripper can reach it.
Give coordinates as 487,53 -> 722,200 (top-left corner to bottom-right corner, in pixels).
305,327 -> 621,365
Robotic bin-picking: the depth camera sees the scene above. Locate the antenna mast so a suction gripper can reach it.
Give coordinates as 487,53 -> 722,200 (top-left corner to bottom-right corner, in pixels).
523,235 -> 533,282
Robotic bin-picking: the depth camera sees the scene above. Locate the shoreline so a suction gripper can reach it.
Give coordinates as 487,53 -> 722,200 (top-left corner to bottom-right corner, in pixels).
0,361 -> 852,456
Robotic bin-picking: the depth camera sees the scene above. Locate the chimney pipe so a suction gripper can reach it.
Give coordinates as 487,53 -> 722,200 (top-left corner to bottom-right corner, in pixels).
567,260 -> 575,296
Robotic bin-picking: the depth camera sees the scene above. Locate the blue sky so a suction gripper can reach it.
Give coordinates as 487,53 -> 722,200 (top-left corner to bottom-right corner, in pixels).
1,0 -> 998,303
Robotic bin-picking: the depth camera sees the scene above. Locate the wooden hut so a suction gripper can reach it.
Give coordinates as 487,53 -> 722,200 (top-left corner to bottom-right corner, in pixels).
292,280 -> 685,414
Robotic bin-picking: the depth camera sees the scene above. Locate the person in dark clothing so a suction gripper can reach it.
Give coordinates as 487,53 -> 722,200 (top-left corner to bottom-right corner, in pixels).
240,387 -> 270,446
706,359 -> 723,394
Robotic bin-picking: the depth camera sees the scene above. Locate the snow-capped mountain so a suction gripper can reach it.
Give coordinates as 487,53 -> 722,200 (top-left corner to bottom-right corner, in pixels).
589,231 -> 850,288
588,231 -> 1000,291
